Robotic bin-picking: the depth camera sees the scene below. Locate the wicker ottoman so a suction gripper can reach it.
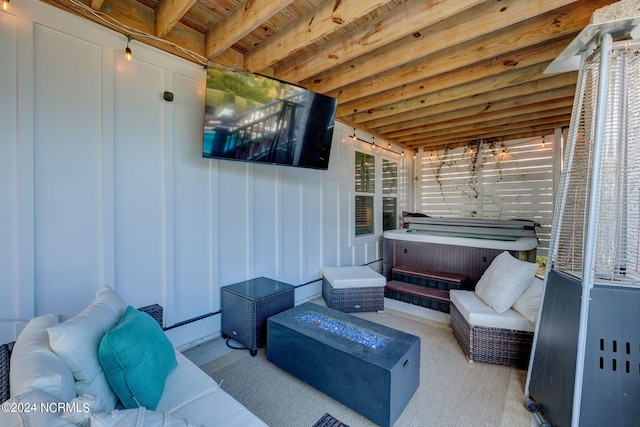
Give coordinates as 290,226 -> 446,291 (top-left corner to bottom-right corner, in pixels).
322,266 -> 386,313
449,289 -> 534,369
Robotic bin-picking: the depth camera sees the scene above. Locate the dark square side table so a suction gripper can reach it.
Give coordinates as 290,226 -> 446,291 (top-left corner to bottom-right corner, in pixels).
221,276 -> 295,356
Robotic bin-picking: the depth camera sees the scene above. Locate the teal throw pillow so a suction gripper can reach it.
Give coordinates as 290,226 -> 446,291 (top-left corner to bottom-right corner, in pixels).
99,305 -> 177,410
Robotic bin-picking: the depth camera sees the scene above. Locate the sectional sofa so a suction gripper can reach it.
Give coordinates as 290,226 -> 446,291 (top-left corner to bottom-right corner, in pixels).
0,285 -> 267,427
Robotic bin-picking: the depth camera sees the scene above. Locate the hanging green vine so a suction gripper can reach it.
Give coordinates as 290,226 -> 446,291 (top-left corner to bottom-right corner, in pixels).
461,140 -> 482,204
431,147 -> 452,201
429,139 -> 511,218
485,138 -> 510,181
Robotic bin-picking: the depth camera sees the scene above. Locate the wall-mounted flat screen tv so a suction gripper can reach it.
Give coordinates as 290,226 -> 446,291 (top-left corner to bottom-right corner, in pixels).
202,61 -> 338,170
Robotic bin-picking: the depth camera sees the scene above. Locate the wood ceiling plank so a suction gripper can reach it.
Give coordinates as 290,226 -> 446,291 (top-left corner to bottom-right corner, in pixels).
345,62 -> 551,124
406,120 -> 570,148
243,0 -> 390,73
155,0 -> 199,38
361,75 -> 577,129
41,0 -> 205,59
274,0 -> 487,83
42,0 -> 620,151
231,1 -> 318,54
337,35 -> 572,118
327,0 -> 609,104
299,0 -> 578,93
394,109 -> 573,143
204,0 -> 294,59
383,97 -> 575,139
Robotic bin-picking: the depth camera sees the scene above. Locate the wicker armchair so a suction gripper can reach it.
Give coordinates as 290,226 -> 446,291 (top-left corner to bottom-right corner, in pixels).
0,304 -> 163,404
450,302 -> 533,369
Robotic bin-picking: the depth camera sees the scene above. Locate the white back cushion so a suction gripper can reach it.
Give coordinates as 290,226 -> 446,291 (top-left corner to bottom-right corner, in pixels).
474,251 -> 539,313
10,314 -> 76,401
47,285 -> 126,411
512,276 -> 544,323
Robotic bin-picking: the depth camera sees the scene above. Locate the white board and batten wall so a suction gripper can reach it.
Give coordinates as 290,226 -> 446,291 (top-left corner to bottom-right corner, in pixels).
0,0 -> 412,347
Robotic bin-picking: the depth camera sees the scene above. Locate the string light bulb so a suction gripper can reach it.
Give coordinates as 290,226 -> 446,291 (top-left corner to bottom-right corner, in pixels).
125,35 -> 133,61
3,0 -> 9,11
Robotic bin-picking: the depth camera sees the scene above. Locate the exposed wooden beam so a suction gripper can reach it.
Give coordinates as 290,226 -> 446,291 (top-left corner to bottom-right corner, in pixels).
274,0 -> 486,84
40,0 -> 206,61
337,36 -> 572,119
395,108 -> 573,143
204,0 -> 294,59
90,0 -> 105,10
415,131 -> 555,152
41,0 -> 616,152
326,0 -> 606,104
346,62 -> 551,124
155,0 -> 199,38
301,0 -> 578,94
360,75 -> 577,129
406,121 -> 570,147
243,0 -> 389,73
384,97 -> 575,139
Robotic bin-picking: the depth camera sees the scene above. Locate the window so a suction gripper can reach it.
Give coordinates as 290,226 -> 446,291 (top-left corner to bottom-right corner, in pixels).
354,151 -> 399,238
382,159 -> 398,231
355,151 -> 375,236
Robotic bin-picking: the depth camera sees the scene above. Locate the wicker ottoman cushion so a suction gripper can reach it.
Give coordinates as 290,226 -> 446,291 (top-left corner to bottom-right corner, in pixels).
450,290 -> 534,332
322,266 -> 386,289
322,267 -> 386,313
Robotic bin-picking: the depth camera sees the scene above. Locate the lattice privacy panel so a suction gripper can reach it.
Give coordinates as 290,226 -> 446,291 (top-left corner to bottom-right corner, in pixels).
550,39 -> 640,287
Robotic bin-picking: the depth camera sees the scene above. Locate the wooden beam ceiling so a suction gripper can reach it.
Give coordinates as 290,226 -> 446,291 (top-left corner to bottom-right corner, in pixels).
244,0 -> 392,73
42,0 -> 621,150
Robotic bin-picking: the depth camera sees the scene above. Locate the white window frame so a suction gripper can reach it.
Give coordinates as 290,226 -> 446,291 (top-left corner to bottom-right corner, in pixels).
350,145 -> 401,246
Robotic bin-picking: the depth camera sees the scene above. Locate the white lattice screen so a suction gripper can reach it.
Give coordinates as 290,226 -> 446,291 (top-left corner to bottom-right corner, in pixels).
417,137 -> 556,255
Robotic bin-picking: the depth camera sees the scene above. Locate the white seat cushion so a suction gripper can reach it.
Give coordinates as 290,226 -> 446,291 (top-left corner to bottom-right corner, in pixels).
322,266 -> 386,289
156,352 -> 267,427
450,289 -> 534,332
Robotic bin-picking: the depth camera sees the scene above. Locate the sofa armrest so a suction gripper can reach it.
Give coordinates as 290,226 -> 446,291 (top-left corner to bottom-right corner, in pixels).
137,304 -> 164,329
0,304 -> 164,403
1,341 -> 14,403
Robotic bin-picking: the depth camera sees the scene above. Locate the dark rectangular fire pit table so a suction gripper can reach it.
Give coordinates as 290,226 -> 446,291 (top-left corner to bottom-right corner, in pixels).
267,302 -> 420,427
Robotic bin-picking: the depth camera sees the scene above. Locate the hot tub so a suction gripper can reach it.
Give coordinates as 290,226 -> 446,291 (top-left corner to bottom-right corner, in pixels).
383,218 -> 538,287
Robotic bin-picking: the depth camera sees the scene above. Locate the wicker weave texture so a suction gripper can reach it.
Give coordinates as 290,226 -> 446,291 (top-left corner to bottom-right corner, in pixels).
1,342 -> 14,404
138,304 -> 164,328
387,267 -> 468,314
221,287 -> 294,352
385,287 -> 450,313
450,303 -> 533,369
322,279 -> 384,313
392,270 -> 465,291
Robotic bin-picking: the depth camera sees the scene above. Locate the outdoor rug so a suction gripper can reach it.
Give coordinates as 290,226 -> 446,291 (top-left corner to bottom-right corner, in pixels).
312,413 -> 349,427
201,307 -> 532,427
